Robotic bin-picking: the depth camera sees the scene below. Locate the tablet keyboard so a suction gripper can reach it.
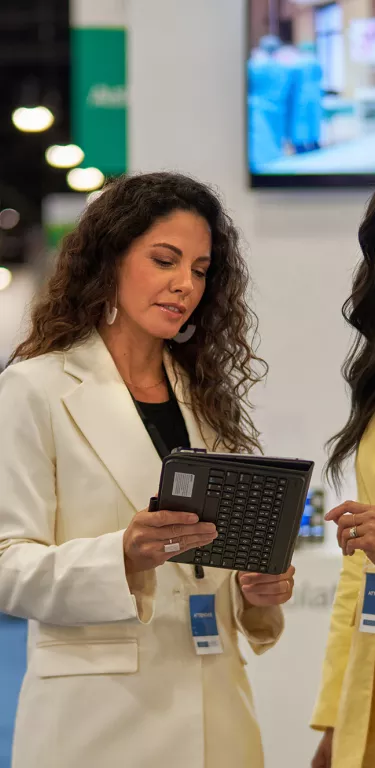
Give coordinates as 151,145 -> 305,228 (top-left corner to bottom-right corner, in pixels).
193,468 -> 287,572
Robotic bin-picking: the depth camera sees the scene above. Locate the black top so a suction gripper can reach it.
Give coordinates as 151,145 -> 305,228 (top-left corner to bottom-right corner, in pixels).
135,395 -> 190,456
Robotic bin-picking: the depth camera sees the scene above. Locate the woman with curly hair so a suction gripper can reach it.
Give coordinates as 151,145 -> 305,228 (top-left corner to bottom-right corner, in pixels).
0,172 -> 293,768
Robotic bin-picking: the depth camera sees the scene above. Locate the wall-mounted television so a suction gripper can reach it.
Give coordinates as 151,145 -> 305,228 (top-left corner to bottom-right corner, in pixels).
247,0 -> 375,188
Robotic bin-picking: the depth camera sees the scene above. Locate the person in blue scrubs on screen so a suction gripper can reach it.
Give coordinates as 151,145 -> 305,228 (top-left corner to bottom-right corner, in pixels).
248,35 -> 293,172
289,42 -> 323,154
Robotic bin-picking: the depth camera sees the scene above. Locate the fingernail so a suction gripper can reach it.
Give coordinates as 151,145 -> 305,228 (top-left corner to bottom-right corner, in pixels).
189,514 -> 199,522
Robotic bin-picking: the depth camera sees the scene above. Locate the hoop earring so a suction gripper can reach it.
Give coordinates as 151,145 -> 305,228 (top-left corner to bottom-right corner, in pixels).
105,288 -> 118,326
173,322 -> 196,344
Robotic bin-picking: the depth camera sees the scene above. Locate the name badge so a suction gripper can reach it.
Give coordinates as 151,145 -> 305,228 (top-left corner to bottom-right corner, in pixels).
189,594 -> 223,655
360,572 -> 375,633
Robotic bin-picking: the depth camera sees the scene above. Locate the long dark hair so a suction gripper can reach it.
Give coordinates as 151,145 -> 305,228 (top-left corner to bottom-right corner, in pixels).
327,193 -> 375,488
10,172 -> 267,453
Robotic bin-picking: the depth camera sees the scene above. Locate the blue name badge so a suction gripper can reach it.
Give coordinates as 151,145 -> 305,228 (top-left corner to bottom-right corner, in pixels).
189,594 -> 223,655
360,573 -> 375,634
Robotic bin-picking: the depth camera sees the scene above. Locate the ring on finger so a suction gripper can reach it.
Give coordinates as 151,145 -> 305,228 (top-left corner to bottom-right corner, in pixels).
164,538 -> 180,554
349,526 -> 358,539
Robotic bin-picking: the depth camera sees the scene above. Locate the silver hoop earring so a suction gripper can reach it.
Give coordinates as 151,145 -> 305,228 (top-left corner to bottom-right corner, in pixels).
173,323 -> 196,344
105,287 -> 118,325
105,303 -> 118,325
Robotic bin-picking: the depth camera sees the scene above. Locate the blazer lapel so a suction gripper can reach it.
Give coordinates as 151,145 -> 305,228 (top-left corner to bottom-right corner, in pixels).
62,333 -> 162,512
62,333 -> 210,513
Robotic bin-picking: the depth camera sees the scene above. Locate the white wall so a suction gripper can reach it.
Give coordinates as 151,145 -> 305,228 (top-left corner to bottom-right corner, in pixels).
0,267 -> 36,367
130,0 -> 366,495
129,1 -> 369,765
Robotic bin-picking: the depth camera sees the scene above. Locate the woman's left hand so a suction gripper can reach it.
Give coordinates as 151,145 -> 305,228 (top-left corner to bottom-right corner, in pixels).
325,501 -> 375,564
238,565 -> 295,607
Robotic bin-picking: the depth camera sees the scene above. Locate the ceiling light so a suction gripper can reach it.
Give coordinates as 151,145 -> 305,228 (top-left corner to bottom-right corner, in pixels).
0,267 -> 13,291
12,106 -> 54,133
67,167 -> 104,192
0,209 -> 20,230
46,144 -> 85,169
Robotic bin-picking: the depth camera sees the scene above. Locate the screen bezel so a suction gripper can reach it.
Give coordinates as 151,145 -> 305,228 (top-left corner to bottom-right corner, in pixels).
247,0 -> 375,190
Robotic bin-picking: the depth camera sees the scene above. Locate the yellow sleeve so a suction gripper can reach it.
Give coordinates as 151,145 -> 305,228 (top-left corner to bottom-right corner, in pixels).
310,458 -> 371,730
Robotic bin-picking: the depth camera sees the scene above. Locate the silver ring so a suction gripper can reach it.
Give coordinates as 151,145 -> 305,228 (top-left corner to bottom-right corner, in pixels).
349,526 -> 358,539
164,539 -> 180,554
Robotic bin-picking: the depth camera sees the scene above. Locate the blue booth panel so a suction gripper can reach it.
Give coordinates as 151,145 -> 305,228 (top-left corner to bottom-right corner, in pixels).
0,615 -> 27,768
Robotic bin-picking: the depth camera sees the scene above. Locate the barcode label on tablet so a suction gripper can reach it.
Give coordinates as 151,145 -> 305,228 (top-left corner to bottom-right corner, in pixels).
172,472 -> 195,498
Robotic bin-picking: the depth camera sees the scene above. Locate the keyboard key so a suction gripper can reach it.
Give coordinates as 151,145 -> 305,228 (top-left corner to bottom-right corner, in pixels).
260,566 -> 267,573
238,484 -> 249,492
243,525 -> 254,533
257,524 -> 267,532
212,545 -> 224,554
220,499 -> 231,507
241,534 -> 252,543
260,503 -> 272,510
253,475 -> 265,482
224,547 -> 237,558
210,554 -> 223,566
206,490 -> 220,498
249,490 -> 261,498
218,514 -> 229,523
222,559 -> 235,568
228,531 -> 239,539
236,491 -> 247,499
266,477 -> 277,484
239,544 -> 250,553
263,490 -> 274,498
279,479 -> 287,486
252,483 -> 263,491
240,474 -> 251,483
234,503 -> 245,511
222,492 -> 234,500
265,482 -> 276,490
201,552 -> 211,564
208,483 -> 222,491
217,527 -> 228,535
233,511 -> 244,520
224,484 -> 235,492
226,472 -> 238,484
209,470 -> 225,478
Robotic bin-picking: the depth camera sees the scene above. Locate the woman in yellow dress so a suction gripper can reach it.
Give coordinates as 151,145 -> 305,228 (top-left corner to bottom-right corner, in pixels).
311,194 -> 375,768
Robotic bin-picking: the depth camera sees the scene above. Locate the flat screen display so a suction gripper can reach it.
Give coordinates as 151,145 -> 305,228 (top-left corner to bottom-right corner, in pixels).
247,1 -> 375,187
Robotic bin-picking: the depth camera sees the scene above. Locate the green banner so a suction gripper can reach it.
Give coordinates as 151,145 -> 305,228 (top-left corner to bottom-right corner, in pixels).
71,27 -> 127,175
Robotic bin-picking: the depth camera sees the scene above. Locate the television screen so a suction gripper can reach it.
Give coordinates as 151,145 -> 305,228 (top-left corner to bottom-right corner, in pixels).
247,0 -> 375,187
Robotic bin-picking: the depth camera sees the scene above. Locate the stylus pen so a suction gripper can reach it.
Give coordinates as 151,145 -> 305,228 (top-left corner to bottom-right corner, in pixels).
148,498 -> 205,579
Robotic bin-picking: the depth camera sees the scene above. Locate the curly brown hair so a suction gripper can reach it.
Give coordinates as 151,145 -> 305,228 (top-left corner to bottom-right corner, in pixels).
10,172 -> 267,453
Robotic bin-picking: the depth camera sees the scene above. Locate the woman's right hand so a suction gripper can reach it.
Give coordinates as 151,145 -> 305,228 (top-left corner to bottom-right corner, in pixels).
312,729 -> 334,768
123,507 -> 217,574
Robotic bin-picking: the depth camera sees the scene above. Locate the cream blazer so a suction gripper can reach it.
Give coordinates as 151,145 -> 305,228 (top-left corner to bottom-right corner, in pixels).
311,419 -> 375,768
0,331 -> 284,768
